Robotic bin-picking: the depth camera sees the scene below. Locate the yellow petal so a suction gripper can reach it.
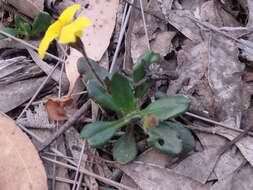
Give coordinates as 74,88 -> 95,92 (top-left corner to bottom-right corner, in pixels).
58,4 -> 81,25
58,17 -> 92,44
38,20 -> 63,59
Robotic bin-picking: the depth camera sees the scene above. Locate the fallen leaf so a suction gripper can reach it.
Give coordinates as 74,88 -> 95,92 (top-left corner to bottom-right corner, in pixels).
164,10 -> 203,42
215,122 -> 253,168
45,97 -> 73,121
211,164 -> 253,190
65,47 -> 82,97
118,149 -> 209,190
80,0 -> 119,61
200,1 -> 240,27
151,31 -> 176,56
171,132 -> 222,184
208,33 -> 244,123
0,115 -> 48,189
6,0 -> 43,18
0,76 -> 52,113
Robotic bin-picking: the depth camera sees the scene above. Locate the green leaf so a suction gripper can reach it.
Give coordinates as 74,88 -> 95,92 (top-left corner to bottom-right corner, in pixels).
164,121 -> 195,154
113,127 -> 137,164
111,73 -> 136,114
31,12 -> 52,35
87,79 -> 120,112
0,27 -> 25,39
77,57 -> 111,83
14,15 -> 31,35
132,51 -> 160,83
146,122 -> 182,155
81,120 -> 129,147
139,95 -> 190,120
135,81 -> 154,98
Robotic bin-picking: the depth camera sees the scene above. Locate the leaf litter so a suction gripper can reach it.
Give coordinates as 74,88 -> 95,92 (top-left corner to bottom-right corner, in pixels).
2,0 -> 253,189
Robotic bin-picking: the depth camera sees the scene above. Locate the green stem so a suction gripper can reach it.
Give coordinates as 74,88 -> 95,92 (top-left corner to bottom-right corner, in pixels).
70,38 -> 105,88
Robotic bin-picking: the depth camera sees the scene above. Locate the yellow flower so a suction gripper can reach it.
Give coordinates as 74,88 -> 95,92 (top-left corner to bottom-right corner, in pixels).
38,4 -> 92,59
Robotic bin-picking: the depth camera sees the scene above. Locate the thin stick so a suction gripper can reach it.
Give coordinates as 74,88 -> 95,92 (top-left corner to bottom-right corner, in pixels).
48,176 -> 88,187
42,156 -> 134,190
121,2 -> 129,28
110,0 -> 136,74
72,141 -> 86,190
139,0 -> 151,50
0,30 -> 64,62
38,100 -> 91,152
185,112 -> 253,137
76,173 -> 84,190
186,16 -> 253,51
217,126 -> 252,156
17,61 -> 61,120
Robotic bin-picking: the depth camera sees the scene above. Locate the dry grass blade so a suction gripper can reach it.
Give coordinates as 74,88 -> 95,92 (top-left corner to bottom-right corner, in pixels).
42,156 -> 134,190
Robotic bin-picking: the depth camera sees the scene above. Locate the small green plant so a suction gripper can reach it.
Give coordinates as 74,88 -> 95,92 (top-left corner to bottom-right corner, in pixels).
78,51 -> 196,164
0,12 -> 52,40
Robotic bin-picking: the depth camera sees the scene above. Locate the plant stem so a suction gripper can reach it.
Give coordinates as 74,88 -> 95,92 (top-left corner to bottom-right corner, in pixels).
82,48 -> 105,87
72,38 -> 105,88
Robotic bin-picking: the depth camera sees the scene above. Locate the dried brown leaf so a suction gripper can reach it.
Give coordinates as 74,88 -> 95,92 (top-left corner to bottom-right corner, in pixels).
0,116 -> 48,189
45,97 -> 73,121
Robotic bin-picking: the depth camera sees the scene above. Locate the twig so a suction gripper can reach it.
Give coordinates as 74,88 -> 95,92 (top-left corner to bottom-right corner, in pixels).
72,141 -> 86,190
139,0 -> 151,50
0,30 -> 64,62
42,156 -> 134,190
110,0 -> 136,74
186,16 -> 253,51
17,61 -> 61,120
233,159 -> 248,174
48,176 -> 88,187
217,125 -> 253,157
38,100 -> 91,152
185,112 -> 253,137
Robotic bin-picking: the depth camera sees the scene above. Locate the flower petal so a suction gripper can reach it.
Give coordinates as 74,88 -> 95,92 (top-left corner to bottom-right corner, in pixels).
58,4 -> 81,25
38,20 -> 63,59
58,17 -> 92,44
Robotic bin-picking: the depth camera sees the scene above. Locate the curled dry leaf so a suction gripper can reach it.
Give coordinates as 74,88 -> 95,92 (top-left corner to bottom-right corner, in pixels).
6,0 -> 43,18
65,48 -> 82,97
0,116 -> 48,190
45,97 -> 73,121
81,0 -> 119,61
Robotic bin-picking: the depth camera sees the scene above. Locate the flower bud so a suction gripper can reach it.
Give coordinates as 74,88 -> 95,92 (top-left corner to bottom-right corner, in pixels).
142,114 -> 159,129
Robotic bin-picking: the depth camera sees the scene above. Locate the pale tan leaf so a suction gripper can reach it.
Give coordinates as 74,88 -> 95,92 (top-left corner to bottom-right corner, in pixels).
0,116 -> 48,190
65,47 -> 82,97
80,0 -> 119,61
6,0 -> 43,18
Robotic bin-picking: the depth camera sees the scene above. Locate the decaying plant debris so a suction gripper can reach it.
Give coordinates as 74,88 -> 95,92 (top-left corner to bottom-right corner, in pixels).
1,0 -> 253,189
